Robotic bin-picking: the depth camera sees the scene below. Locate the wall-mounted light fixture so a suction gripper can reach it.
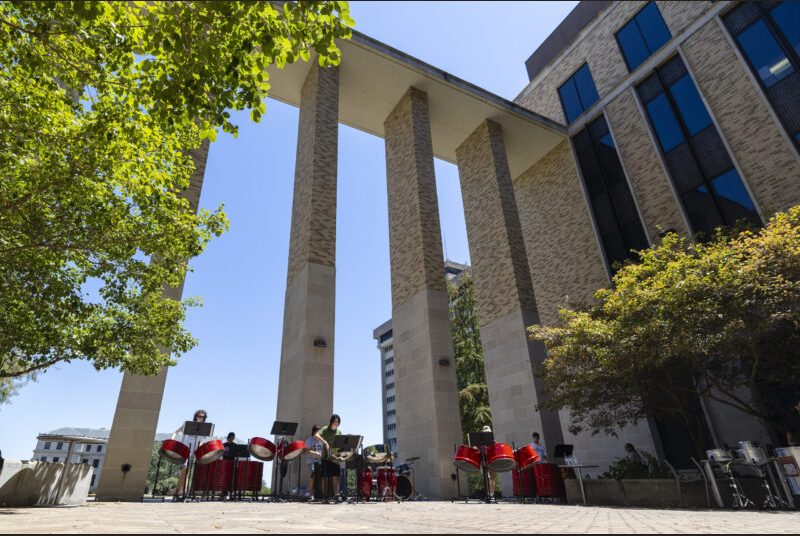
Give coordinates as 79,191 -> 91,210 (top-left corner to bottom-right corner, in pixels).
313,338 -> 327,348
438,357 -> 451,367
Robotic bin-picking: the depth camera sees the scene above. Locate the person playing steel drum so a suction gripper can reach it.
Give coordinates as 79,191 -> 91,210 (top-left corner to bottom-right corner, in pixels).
315,414 -> 342,501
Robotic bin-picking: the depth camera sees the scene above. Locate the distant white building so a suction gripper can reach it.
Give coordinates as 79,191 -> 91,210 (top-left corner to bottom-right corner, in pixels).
372,261 -> 470,462
32,427 -> 172,492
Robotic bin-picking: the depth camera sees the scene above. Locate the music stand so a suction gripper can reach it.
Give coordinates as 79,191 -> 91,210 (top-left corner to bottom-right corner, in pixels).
467,432 -> 495,503
226,444 -> 251,501
331,435 -> 362,503
181,421 -> 213,501
270,421 -> 298,501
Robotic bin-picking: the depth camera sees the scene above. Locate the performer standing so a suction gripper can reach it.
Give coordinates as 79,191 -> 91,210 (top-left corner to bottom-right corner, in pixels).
529,431 -> 547,461
223,432 -> 237,461
303,425 -> 323,499
173,409 -> 209,496
315,414 -> 342,500
481,425 -> 497,498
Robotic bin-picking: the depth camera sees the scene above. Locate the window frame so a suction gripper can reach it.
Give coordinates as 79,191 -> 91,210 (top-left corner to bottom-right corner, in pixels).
614,1 -> 672,72
557,62 -> 600,124
572,114 -> 649,273
637,55 -> 760,235
723,1 -> 800,151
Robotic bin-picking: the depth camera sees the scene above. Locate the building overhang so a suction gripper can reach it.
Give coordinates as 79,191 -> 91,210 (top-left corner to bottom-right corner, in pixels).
267,31 -> 567,179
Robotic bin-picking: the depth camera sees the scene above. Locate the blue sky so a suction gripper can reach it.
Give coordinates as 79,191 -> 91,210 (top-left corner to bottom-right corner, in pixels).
0,1 -> 576,461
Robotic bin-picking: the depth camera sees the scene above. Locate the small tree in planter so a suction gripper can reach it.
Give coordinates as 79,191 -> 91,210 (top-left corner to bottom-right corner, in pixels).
599,451 -> 672,480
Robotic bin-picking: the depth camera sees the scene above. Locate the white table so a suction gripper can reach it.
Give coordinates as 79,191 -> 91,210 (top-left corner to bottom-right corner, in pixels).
559,464 -> 599,505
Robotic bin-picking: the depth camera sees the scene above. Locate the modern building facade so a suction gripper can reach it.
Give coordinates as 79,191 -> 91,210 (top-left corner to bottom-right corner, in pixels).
373,261 -> 470,462
99,0 -> 800,500
513,0 -> 800,471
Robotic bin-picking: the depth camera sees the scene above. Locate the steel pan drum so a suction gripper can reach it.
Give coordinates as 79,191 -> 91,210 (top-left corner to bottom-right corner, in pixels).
454,445 -> 482,473
396,474 -> 413,500
278,440 -> 306,461
514,445 -> 540,472
486,443 -> 517,472
248,437 -> 276,461
195,440 -> 225,465
363,444 -> 391,464
158,439 -> 190,465
331,449 -> 357,463
358,467 -> 373,500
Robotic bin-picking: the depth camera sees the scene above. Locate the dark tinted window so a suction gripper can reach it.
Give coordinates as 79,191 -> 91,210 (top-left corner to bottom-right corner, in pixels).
558,77 -> 583,124
669,75 -> 712,135
737,20 -> 794,87
558,63 -> 600,124
636,55 -> 760,238
637,2 -> 673,52
724,1 -> 800,152
616,2 -> 672,71
711,169 -> 757,224
573,116 -> 649,271
574,64 -> 600,110
646,94 -> 684,152
771,1 -> 800,56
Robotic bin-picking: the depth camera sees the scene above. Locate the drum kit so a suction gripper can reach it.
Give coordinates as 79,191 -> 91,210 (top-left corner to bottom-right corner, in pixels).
705,440 -> 789,509
355,446 -> 417,502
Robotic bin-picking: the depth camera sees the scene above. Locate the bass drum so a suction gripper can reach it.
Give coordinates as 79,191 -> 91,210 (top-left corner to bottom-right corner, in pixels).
396,474 -> 413,501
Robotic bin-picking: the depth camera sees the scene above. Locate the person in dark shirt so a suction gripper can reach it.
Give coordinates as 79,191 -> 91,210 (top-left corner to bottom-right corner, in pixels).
787,399 -> 800,447
315,414 -> 342,499
223,433 -> 237,461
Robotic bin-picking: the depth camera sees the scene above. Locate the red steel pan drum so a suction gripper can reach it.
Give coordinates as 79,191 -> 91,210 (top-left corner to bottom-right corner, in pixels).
486,443 -> 517,472
158,439 -> 190,465
195,439 -> 224,465
454,445 -> 482,473
278,440 -> 306,461
248,437 -> 276,461
514,445 -> 540,472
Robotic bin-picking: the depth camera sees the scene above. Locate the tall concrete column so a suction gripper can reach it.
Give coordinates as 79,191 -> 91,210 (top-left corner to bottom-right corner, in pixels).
96,140 -> 210,501
384,87 -> 463,499
456,120 -> 563,492
274,63 -> 339,492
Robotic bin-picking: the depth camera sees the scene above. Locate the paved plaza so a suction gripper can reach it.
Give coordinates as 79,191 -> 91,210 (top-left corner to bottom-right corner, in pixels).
1,500 -> 799,533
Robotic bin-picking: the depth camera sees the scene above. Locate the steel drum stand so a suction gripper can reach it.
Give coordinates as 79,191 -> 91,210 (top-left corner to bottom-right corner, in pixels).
754,461 -> 787,509
269,420 -> 298,503
720,460 -> 753,509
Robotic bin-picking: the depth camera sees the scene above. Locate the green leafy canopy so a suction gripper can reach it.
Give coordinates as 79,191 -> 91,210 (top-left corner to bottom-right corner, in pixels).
0,1 -> 353,393
530,206 -> 800,453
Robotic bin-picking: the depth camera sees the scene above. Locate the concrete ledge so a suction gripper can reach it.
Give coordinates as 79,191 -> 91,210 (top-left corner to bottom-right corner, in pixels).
565,477 -> 777,508
0,460 -> 92,507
